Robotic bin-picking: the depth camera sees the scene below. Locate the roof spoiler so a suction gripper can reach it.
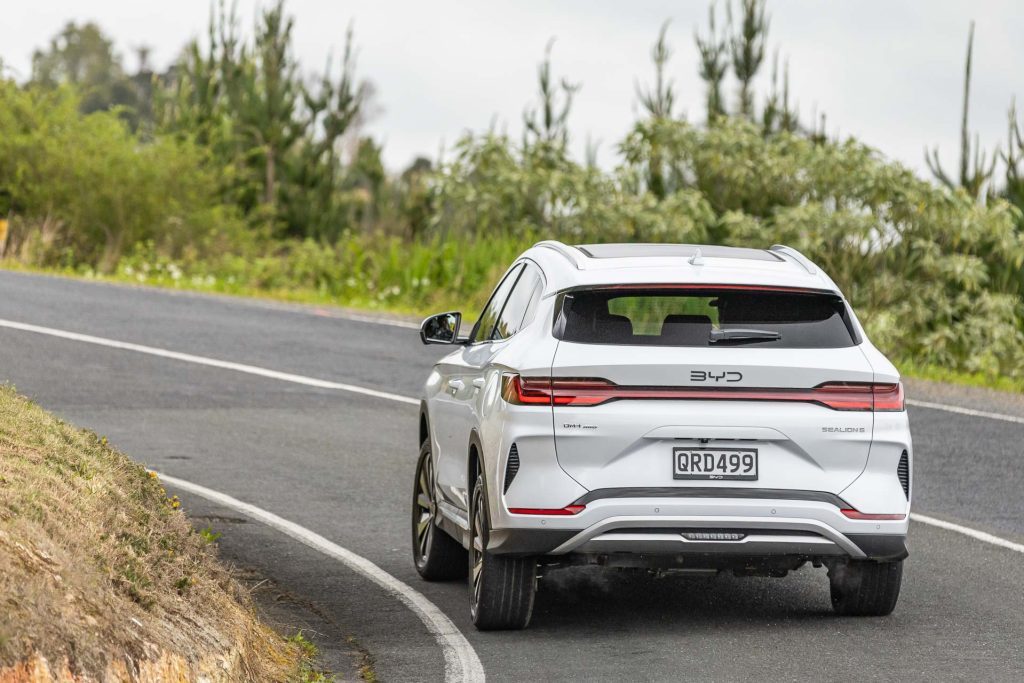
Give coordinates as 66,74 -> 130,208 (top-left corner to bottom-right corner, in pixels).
534,240 -> 585,269
770,244 -> 818,275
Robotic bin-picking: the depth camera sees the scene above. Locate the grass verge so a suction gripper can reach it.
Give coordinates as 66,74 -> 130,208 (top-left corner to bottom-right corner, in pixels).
0,385 -> 324,681
894,358 -> 1024,395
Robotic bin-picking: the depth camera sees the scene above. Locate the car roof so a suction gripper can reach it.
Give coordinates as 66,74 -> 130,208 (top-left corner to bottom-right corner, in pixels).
575,243 -> 782,262
521,241 -> 842,295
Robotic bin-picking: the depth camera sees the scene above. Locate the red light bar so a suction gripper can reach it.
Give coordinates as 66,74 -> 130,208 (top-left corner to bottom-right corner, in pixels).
501,374 -> 905,411
501,374 -> 553,405
872,383 -> 905,411
840,508 -> 906,521
508,505 -> 586,516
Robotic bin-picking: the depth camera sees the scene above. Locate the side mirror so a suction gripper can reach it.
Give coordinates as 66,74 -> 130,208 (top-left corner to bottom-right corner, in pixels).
420,311 -> 463,345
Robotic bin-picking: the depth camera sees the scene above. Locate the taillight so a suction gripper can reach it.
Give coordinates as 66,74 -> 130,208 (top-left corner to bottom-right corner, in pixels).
507,505 -> 586,516
500,374 -> 617,406
871,382 -> 905,411
812,382 -> 904,411
500,374 -> 905,411
840,508 -> 906,521
500,374 -> 552,405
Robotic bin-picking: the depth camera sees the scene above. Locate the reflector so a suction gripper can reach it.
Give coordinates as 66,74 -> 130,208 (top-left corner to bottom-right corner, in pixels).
507,505 -> 586,516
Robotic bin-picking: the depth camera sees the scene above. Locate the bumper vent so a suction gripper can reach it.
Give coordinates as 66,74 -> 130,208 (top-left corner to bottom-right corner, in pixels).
503,443 -> 520,493
897,450 -> 910,499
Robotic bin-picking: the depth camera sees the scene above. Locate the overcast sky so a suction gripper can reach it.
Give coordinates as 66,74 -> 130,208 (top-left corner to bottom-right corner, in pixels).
6,1 -> 1024,177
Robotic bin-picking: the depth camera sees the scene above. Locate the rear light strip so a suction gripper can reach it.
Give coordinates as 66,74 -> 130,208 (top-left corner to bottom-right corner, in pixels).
506,503 -> 902,520
840,508 -> 907,521
507,505 -> 586,516
501,374 -> 905,411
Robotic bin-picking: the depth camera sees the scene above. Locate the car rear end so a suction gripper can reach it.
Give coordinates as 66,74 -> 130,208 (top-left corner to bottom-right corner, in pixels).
493,283 -> 911,605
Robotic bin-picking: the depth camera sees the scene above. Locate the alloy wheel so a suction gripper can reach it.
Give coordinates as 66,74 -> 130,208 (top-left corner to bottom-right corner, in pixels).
414,453 -> 435,563
470,481 -> 485,613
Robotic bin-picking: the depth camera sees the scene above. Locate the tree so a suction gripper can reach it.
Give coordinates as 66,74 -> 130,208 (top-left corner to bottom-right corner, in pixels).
728,0 -> 769,119
1002,100 -> 1024,213
299,24 -> 370,240
636,22 -> 679,199
695,4 -> 729,122
761,50 -> 798,134
637,21 -> 676,120
926,21 -> 996,200
158,0 -> 370,238
30,22 -> 145,126
523,41 -> 580,155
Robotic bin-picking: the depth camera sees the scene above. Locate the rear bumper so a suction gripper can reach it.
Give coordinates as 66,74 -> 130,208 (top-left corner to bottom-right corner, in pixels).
488,495 -> 909,562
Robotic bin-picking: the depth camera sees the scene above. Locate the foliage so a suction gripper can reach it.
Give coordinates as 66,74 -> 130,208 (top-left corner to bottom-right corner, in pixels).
105,233 -> 528,315
926,21 -> 997,199
158,0 -> 371,240
30,21 -> 154,130
2,0 -> 1024,385
0,81 -> 245,271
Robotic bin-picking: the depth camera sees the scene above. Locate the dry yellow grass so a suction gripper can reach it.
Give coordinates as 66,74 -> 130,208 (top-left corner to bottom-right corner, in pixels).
0,386 -> 302,681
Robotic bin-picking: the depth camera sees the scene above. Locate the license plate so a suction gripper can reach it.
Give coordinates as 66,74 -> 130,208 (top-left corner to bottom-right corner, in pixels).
673,447 -> 758,481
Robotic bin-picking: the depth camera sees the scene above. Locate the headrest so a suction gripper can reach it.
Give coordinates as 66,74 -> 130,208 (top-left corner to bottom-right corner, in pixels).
660,314 -> 712,345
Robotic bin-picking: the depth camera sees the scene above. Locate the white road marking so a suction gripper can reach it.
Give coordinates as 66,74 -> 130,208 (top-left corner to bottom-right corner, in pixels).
906,398 -> 1024,426
0,319 -> 418,406
156,472 -> 485,683
911,513 -> 1024,554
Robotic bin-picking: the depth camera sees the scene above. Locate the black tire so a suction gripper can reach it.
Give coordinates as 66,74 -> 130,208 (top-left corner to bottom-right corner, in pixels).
829,559 -> 903,616
468,473 -> 536,630
412,441 -> 467,581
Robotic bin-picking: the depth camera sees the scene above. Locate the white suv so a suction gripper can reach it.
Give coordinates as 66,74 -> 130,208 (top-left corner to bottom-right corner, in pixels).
412,242 -> 911,630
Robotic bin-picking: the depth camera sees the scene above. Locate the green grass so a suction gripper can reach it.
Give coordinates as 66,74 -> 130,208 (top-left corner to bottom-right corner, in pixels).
895,358 -> 1024,394
287,632 -> 342,683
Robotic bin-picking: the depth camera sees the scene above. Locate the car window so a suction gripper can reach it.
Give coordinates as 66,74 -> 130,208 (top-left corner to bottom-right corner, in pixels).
516,267 -> 545,331
470,264 -> 523,343
491,263 -> 543,340
558,288 -> 857,348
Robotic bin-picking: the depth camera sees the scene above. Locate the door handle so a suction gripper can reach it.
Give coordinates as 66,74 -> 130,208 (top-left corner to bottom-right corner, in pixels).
448,379 -> 465,391
472,378 -> 486,389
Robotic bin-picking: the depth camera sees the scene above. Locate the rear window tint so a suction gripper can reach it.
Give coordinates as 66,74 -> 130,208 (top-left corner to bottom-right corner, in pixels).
557,288 -> 857,348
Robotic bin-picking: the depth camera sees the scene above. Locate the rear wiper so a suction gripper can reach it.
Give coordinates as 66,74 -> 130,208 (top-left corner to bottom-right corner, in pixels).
709,328 -> 781,344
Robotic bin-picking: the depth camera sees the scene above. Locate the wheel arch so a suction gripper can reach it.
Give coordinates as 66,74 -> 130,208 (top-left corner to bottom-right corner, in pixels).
419,403 -> 430,446
467,429 -> 484,485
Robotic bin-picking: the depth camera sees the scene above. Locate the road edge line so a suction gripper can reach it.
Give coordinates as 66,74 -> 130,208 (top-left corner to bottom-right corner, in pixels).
906,398 -> 1024,425
910,512 -> 1024,554
0,318 -> 418,405
156,471 -> 485,683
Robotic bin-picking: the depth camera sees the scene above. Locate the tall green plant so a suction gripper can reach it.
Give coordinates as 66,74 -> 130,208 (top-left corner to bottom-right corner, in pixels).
926,21 -> 997,200
727,0 -> 769,119
695,4 -> 729,123
158,0 -> 369,239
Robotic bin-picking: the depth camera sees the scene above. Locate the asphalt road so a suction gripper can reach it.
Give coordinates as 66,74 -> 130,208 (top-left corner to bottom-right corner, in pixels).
2,269 -> 1023,681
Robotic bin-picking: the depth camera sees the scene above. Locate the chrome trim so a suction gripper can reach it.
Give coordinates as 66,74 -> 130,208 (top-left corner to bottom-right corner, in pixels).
572,487 -> 851,508
575,532 -> 843,556
549,515 -> 867,558
437,499 -> 470,530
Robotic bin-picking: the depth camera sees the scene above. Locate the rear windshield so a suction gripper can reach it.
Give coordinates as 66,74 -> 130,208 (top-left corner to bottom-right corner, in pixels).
556,288 -> 858,348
